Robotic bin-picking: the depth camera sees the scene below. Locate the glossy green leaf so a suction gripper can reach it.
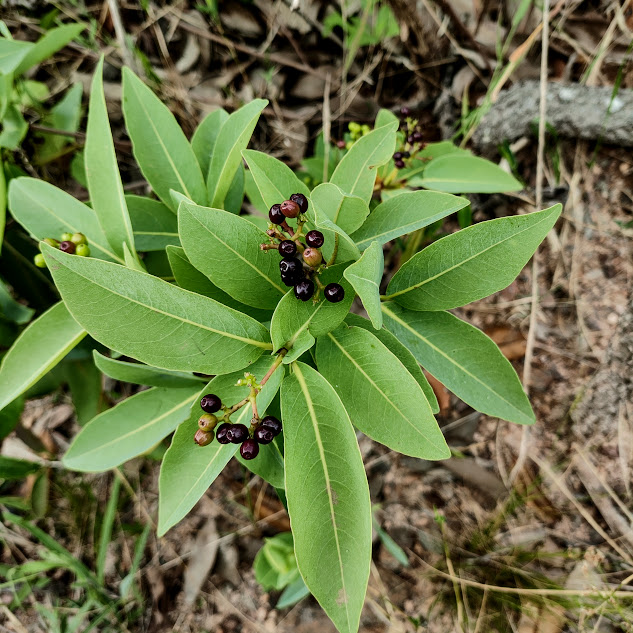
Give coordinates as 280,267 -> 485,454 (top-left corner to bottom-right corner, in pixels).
307,195 -> 360,264
343,241 -> 383,329
191,108 -> 228,177
0,302 -> 85,411
63,385 -> 200,472
277,575 -> 311,609
281,362 -> 371,633
224,162 -> 245,214
244,169 -> 268,214
411,154 -> 522,193
350,190 -> 469,251
242,149 -> 310,210
317,326 -> 448,459
0,456 -> 40,480
374,108 -> 398,128
64,358 -> 102,425
309,183 -> 369,235
381,303 -> 534,425
0,103 -> 27,149
178,201 -> 285,309
93,351 -> 205,388
270,264 -> 354,364
345,313 -> 439,414
122,67 -> 206,209
165,245 -> 272,321
0,39 -> 33,74
42,244 -> 271,375
158,355 -> 283,535
330,121 -> 398,203
417,141 -> 470,160
237,435 -> 285,488
86,58 -> 135,260
207,99 -> 267,207
14,24 -> 84,75
8,177 -> 123,263
0,397 -> 24,441
386,205 -> 562,310
127,195 -> 179,251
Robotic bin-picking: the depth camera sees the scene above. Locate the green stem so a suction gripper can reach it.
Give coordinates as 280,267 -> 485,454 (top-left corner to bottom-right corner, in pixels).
326,234 -> 339,266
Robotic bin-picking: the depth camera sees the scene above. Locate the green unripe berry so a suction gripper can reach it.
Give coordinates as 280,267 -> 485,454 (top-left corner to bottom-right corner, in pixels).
361,124 -> 371,135
76,244 -> 91,257
198,413 -> 218,432
42,238 -> 60,249
34,253 -> 47,268
60,232 -> 73,242
348,122 -> 361,133
303,247 -> 322,267
71,232 -> 87,245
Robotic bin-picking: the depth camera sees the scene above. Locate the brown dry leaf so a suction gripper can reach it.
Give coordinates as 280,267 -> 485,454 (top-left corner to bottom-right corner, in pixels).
442,457 -> 507,503
485,326 -> 527,360
424,371 -> 451,414
182,515 -> 219,606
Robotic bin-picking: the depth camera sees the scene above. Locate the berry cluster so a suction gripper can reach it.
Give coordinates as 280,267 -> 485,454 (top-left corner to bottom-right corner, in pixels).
393,106 -> 426,170
35,232 -> 90,268
193,383 -> 282,460
263,193 -> 345,304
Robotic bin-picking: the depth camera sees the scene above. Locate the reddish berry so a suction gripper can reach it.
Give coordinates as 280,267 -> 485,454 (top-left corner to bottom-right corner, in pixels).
303,248 -> 322,267
194,429 -> 214,446
281,200 -> 300,219
305,230 -> 324,248
294,279 -> 315,301
407,135 -> 415,144
394,160 -> 405,169
198,413 -> 218,431
400,106 -> 410,117
413,131 -> 423,142
201,394 -> 222,413
261,415 -> 282,436
290,193 -> 308,213
59,241 -> 76,254
324,283 -> 345,303
336,139 -> 346,149
216,423 -> 231,444
227,423 -> 249,444
240,438 -> 259,460
269,204 -> 285,224
279,240 -> 297,257
254,426 -> 274,444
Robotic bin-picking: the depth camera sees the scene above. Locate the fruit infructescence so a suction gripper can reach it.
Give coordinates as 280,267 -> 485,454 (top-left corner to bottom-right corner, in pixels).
35,233 -> 90,268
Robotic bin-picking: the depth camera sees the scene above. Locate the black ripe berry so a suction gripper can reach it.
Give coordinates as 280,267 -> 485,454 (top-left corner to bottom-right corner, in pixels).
413,131 -> 423,143
394,160 -> 405,169
305,230 -> 324,248
402,150 -> 410,158
227,423 -> 249,444
240,438 -> 259,460
279,240 -> 297,257
194,429 -> 213,446
400,106 -> 411,117
393,152 -> 403,160
281,272 -> 303,287
294,279 -> 315,301
254,426 -> 274,444
290,193 -> 308,213
324,283 -> 345,303
216,423 -> 231,444
200,393 -> 222,413
261,415 -> 282,436
59,240 -> 76,254
269,204 -> 285,224
280,257 -> 302,278
281,199 -> 300,219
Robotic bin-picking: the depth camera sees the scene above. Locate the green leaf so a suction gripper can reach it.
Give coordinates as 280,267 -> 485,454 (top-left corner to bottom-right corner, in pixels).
158,355 -> 284,536
343,241 -> 383,329
244,169 -> 268,214
0,280 -> 33,325
372,515 -> 409,567
411,154 -> 522,193
178,201 -> 285,309
277,575 -> 311,609
42,244 -> 271,375
191,108 -> 228,178
127,195 -> 179,251
381,303 -> 534,425
270,264 -> 354,364
224,163 -> 245,214
242,149 -> 310,210
0,39 -> 33,74
0,160 -> 6,251
307,195 -> 360,264
330,121 -> 398,203
93,350 -> 205,388
345,313 -> 439,414
350,190 -> 469,251
309,183 -> 369,235
0,103 -> 27,149
0,397 -> 23,440
86,58 -> 135,260
386,205 -> 562,310
166,245 -> 272,321
374,108 -> 398,128
64,358 -> 102,425
14,23 -> 84,76
237,435 -> 285,488
281,362 -> 371,633
316,325 -> 448,459
0,302 -> 85,411
122,67 -> 206,209
0,456 -> 40,480
207,100 -> 268,208
8,177 -> 124,263
417,141 -> 470,160
63,385 -> 200,472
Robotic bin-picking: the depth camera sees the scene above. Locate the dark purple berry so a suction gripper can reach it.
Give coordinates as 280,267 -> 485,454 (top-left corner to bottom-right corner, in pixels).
216,423 -> 231,444
305,230 -> 324,248
394,159 -> 405,169
279,240 -> 297,257
281,271 -> 304,287
200,394 -> 222,413
280,257 -> 302,278
402,151 -> 410,158
407,135 -> 415,144
280,200 -> 300,219
294,279 -> 315,301
400,106 -> 410,117
254,426 -> 274,444
269,204 -> 285,224
240,438 -> 259,460
261,415 -> 282,436
290,193 -> 308,213
413,131 -> 423,142
227,423 -> 249,444
59,240 -> 76,254
194,429 -> 213,446
324,283 -> 345,303
393,152 -> 403,160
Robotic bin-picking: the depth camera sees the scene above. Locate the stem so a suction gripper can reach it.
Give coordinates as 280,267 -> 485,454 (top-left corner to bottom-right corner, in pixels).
260,243 -> 279,251
326,234 -> 339,266
281,220 -> 294,236
260,350 -> 286,386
